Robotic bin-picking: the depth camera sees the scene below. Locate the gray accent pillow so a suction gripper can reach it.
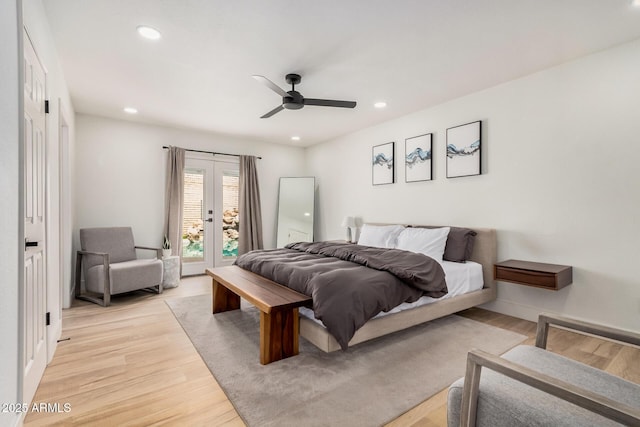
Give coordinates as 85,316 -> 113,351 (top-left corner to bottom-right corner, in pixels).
443,227 -> 477,262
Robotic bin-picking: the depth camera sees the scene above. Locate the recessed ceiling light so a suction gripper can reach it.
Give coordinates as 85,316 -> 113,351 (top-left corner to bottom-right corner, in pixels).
633,0 -> 640,7
374,101 -> 387,109
137,25 -> 162,40
291,136 -> 301,141
304,212 -> 311,217
123,107 -> 138,114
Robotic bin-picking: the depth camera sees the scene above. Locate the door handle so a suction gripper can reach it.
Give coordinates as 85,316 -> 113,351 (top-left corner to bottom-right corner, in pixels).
25,240 -> 39,249
205,218 -> 213,223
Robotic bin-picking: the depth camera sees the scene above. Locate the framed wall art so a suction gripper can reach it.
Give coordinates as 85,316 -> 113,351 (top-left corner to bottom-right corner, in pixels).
446,120 -> 481,178
405,133 -> 432,182
372,142 -> 394,185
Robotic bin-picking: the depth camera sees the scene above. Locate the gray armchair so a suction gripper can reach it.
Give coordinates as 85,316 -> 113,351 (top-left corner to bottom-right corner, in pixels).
448,313 -> 640,427
75,227 -> 164,306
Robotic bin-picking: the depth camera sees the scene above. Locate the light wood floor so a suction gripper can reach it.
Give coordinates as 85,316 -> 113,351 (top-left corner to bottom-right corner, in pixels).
25,277 -> 640,427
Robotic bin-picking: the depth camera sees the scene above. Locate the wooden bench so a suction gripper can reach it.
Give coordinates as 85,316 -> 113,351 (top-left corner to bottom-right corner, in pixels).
206,266 -> 312,365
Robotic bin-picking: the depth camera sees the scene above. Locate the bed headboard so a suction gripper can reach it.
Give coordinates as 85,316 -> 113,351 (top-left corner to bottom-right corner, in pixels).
466,227 -> 497,291
367,223 -> 497,292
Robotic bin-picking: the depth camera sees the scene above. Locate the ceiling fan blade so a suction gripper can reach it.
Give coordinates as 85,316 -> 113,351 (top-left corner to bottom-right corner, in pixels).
260,105 -> 284,119
252,75 -> 289,98
304,98 -> 357,108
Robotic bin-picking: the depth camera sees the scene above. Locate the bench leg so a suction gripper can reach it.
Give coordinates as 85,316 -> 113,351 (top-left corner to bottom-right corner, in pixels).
260,308 -> 299,365
211,279 -> 241,313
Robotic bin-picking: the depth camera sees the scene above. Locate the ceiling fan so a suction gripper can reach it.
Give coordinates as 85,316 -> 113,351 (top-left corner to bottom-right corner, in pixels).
252,73 -> 357,118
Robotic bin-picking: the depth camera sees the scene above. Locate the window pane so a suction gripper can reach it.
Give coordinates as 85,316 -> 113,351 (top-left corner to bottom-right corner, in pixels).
222,171 -> 239,258
182,169 -> 204,261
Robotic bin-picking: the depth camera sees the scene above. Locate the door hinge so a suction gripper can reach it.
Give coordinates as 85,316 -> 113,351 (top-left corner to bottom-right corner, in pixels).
46,312 -> 50,326
45,100 -> 50,114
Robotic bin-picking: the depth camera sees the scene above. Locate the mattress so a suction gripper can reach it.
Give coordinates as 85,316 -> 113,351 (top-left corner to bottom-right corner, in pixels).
299,260 -> 484,323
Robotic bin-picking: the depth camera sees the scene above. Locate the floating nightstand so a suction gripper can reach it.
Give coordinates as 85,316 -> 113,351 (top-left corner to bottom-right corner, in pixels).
494,259 -> 572,291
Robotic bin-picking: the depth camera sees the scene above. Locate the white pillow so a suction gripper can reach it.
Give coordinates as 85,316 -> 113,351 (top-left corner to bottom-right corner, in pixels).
396,227 -> 451,261
357,224 -> 405,248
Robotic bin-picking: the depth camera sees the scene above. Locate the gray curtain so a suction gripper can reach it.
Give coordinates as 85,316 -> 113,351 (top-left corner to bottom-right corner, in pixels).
164,146 -> 185,268
238,155 -> 263,255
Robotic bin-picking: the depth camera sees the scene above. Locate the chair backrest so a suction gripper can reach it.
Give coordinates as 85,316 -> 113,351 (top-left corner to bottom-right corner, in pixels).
80,227 -> 137,270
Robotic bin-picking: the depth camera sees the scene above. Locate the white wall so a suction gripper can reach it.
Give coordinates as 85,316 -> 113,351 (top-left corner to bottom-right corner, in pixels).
0,2 -> 22,425
306,38 -> 640,332
74,114 -> 307,262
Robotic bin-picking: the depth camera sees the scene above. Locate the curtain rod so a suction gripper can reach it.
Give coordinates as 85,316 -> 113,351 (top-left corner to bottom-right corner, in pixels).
162,146 -> 262,159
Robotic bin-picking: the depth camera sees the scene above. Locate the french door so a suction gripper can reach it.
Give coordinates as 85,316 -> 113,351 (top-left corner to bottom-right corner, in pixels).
181,157 -> 239,275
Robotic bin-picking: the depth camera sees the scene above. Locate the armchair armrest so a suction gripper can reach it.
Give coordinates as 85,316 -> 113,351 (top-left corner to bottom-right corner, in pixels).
77,250 -> 108,257
535,312 -> 640,349
459,349 -> 640,427
75,250 -> 111,306
135,245 -> 163,259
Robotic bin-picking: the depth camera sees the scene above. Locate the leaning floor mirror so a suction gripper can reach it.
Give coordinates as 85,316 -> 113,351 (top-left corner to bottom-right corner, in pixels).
276,177 -> 315,247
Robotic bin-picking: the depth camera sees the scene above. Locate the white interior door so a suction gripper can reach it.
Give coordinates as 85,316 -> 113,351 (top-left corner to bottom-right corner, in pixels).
181,158 -> 214,275
23,29 -> 48,405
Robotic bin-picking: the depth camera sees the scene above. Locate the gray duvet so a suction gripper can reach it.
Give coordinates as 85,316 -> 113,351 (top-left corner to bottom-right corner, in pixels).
234,241 -> 447,350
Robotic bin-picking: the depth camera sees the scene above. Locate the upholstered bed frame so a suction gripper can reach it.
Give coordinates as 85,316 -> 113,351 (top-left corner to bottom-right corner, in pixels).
299,226 -> 497,352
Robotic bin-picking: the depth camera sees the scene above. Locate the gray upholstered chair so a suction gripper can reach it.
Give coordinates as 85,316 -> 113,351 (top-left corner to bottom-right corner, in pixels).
448,313 -> 640,427
75,227 -> 164,306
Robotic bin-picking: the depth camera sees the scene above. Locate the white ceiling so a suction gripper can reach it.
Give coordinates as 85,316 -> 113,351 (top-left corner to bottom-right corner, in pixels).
43,0 -> 640,147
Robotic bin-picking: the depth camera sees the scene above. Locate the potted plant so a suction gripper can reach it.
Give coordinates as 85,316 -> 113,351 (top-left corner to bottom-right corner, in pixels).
162,235 -> 172,258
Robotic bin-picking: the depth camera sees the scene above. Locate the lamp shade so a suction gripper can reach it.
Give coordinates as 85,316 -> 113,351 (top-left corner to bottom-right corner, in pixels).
341,216 -> 356,228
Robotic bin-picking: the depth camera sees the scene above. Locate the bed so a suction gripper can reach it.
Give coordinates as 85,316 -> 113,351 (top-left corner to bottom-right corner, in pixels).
234,224 -> 497,353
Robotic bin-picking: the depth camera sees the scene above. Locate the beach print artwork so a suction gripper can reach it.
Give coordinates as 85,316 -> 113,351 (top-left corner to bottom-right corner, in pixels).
372,142 -> 394,185
405,133 -> 432,182
446,121 -> 481,178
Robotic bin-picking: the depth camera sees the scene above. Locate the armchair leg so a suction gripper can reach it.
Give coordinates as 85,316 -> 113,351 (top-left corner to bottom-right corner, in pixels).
103,257 -> 111,306
75,252 -> 83,299
140,284 -> 163,295
77,294 -> 108,307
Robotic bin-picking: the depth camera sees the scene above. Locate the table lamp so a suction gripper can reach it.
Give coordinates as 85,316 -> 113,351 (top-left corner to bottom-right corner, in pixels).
341,216 -> 357,243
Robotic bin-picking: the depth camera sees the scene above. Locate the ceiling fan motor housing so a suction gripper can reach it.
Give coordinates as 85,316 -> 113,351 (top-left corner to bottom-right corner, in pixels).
283,91 -> 304,110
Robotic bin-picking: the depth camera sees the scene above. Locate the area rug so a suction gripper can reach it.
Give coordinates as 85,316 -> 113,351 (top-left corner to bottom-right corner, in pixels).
166,294 -> 525,427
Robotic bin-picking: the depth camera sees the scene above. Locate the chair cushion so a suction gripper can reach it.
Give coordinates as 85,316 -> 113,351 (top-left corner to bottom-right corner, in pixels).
86,259 -> 163,295
447,345 -> 640,427
80,227 -> 137,269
